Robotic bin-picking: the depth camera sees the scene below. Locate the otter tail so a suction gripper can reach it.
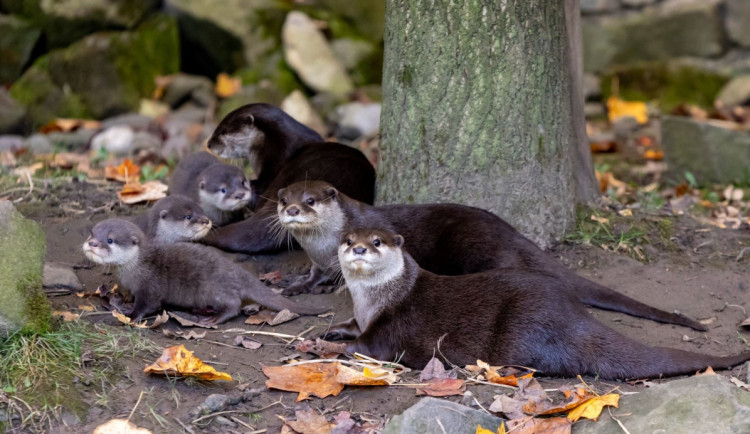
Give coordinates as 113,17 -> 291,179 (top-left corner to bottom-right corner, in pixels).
240,277 -> 329,315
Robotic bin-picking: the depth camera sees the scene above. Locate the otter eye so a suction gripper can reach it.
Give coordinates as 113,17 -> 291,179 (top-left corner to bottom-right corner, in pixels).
281,198 -> 288,206
185,214 -> 192,220
107,238 -> 113,244
346,239 -> 352,246
373,239 -> 381,247
220,187 -> 227,194
306,198 -> 315,206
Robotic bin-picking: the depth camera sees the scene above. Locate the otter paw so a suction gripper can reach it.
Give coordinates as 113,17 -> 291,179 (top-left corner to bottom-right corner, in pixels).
280,285 -> 310,296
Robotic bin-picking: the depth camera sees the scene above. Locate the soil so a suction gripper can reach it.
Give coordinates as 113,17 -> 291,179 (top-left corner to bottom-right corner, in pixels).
14,177 -> 750,433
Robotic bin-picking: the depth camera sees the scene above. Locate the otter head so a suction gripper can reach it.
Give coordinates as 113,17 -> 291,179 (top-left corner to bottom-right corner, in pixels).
207,106 -> 265,161
83,219 -> 144,268
338,228 -> 405,282
276,181 -> 342,234
153,195 -> 212,243
196,164 -> 252,212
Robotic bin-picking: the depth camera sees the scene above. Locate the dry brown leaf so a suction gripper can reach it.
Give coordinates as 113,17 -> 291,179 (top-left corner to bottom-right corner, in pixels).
286,407 -> 335,434
245,309 -> 277,325
40,118 -> 100,133
0,150 -> 17,167
590,215 -> 609,224
740,317 -> 750,328
78,305 -> 95,312
489,394 -> 527,420
143,345 -> 232,381
697,366 -> 716,376
589,141 -> 617,153
53,310 -> 80,321
335,364 -> 395,386
507,417 -> 571,434
607,96 -> 648,124
269,309 -> 300,326
168,311 -> 218,329
415,378 -> 465,397
150,311 -> 170,328
730,376 -> 750,391
215,73 -> 241,98
105,158 -> 141,183
112,310 -> 148,328
11,162 -> 43,178
644,149 -> 664,161
163,329 -> 207,340
259,270 -> 283,284
420,357 -> 456,381
233,336 -> 263,350
117,181 -> 168,204
566,393 -> 619,422
263,362 -> 344,401
93,418 -> 152,434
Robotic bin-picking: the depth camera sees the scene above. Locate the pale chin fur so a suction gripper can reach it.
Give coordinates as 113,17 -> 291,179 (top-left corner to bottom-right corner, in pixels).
82,242 -> 140,269
155,220 -> 211,244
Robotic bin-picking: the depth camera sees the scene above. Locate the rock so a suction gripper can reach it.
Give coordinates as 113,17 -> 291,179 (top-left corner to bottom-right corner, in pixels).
580,0 -> 619,14
24,134 -> 53,155
620,0 -> 658,7
0,89 -> 26,134
662,115 -> 750,184
0,135 -> 25,153
612,116 -> 640,140
575,375 -> 750,433
0,200 -> 50,334
46,130 -> 97,152
584,102 -> 605,118
0,0 -> 159,49
43,263 -> 83,292
283,11 -> 353,96
214,416 -> 236,428
716,75 -> 750,107
726,0 -> 750,48
333,102 -> 381,138
583,0 -> 725,73
281,90 -> 328,137
583,73 -> 601,101
10,14 -> 180,128
0,14 -> 41,86
189,393 -> 242,418
90,125 -> 136,155
162,73 -> 214,108
382,397 -> 504,434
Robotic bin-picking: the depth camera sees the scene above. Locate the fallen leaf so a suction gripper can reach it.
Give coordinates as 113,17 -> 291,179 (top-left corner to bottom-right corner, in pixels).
335,364 -> 395,386
0,151 -> 17,167
259,270 -> 283,284
489,394 -> 527,420
477,424 -> 506,434
150,311 -> 170,328
53,310 -> 80,321
740,317 -> 750,328
699,317 -> 717,325
263,362 -> 344,401
105,158 -> 140,183
117,181 -> 168,204
269,309 -> 300,326
730,376 -> 750,391
469,360 -> 533,386
11,162 -> 43,178
607,96 -> 648,124
566,393 -> 619,422
168,311 -> 218,329
589,141 -> 617,153
112,310 -> 148,328
415,378 -> 466,397
697,366 -> 716,376
332,411 -> 357,433
525,387 -> 596,416
242,304 -> 261,316
286,407 -> 334,434
644,149 -> 664,161
215,73 -> 241,98
507,417 -> 571,434
245,309 -> 277,325
93,418 -> 152,434
617,209 -> 633,217
590,215 -> 609,224
233,336 -> 263,350
40,118 -> 100,134
163,329 -> 206,340
420,357 -> 457,381
78,305 -> 95,312
143,345 -> 232,381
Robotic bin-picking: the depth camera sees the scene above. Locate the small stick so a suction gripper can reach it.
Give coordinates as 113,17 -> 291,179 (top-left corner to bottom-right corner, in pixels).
128,391 -> 145,422
230,416 -> 254,430
172,416 -> 195,434
191,410 -> 247,425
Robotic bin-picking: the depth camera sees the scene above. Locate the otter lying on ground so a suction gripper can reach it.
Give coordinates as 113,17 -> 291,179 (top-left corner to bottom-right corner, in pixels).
275,181 -> 705,330
82,219 -> 328,324
132,195 -> 211,244
168,151 -> 251,226
307,228 -> 750,379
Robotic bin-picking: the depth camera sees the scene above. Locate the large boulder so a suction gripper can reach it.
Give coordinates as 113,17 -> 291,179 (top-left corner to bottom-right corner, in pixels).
0,0 -> 159,49
726,0 -> 750,49
0,14 -> 40,86
0,200 -> 50,334
10,14 -> 179,128
0,89 -> 26,134
383,397 -> 505,434
583,0 -> 725,72
575,375 -> 750,433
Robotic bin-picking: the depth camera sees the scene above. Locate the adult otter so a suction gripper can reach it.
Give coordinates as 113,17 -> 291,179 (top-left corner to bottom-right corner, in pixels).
275,181 -> 705,330
168,151 -> 252,226
82,219 -> 327,324
132,195 -> 211,244
306,228 -> 750,379
201,104 -> 375,253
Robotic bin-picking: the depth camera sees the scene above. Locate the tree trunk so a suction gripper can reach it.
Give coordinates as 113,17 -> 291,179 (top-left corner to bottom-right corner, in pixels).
378,0 -> 597,248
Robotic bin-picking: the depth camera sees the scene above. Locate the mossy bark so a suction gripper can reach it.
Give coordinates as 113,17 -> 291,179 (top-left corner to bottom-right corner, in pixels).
378,0 -> 595,247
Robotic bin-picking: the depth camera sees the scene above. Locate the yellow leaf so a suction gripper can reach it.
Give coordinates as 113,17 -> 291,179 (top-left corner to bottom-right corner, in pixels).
93,418 -> 152,434
112,310 -> 148,328
215,73 -> 241,98
607,96 -> 648,124
590,215 -> 609,224
476,425 -> 495,434
53,311 -> 80,321
336,364 -> 394,386
567,393 -> 620,422
143,345 -> 232,381
618,209 -> 633,217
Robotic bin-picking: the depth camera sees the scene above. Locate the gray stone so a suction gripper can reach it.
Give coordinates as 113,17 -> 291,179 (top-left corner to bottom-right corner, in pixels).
0,200 -> 50,334
162,73 -> 214,108
726,0 -> 750,48
0,135 -> 24,153
0,89 -> 26,135
575,375 -> 750,434
283,11 -> 353,96
90,126 -> 136,156
382,397 -> 504,434
583,73 -> 601,101
583,0 -> 725,72
620,0 -> 658,7
0,14 -> 40,86
281,90 -> 328,137
46,129 -> 96,153
584,102 -> 605,118
24,133 -> 52,154
581,0 -> 619,14
43,263 -> 83,292
333,102 -> 381,138
716,75 -> 750,107
214,416 -> 236,428
662,115 -> 750,185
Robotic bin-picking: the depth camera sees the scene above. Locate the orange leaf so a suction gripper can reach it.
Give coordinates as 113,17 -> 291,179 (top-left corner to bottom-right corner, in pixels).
117,181 -> 168,204
566,393 -> 619,422
245,309 -> 277,325
607,96 -> 648,124
40,118 -> 100,133
143,345 -> 232,381
644,149 -> 664,161
335,364 -> 394,386
524,387 -> 596,416
507,417 -> 571,434
286,408 -> 335,434
215,73 -> 241,98
415,378 -> 466,397
263,362 -> 344,401
105,158 -> 141,183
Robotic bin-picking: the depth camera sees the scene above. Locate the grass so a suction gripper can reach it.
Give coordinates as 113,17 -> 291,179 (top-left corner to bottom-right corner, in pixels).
565,207 -> 647,261
0,320 -> 159,432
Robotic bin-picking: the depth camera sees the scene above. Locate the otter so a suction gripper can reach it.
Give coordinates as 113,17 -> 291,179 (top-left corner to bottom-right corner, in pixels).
310,228 -> 750,379
82,219 -> 327,324
168,151 -> 252,226
201,104 -> 375,253
275,181 -> 705,330
132,195 -> 212,244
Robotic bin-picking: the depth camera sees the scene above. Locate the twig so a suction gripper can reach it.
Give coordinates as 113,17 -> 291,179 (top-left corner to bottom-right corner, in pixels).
219,329 -> 305,341
204,339 -> 242,349
465,378 -> 517,390
191,410 -> 247,425
285,325 -> 317,345
608,408 -> 631,434
172,416 -> 195,434
128,391 -> 145,422
435,417 -> 447,434
252,397 -> 285,413
737,247 -> 750,262
230,416 -> 254,430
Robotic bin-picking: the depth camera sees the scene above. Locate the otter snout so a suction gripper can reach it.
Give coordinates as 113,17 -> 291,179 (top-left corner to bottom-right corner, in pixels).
353,246 -> 367,255
87,238 -> 100,248
286,206 -> 300,217
196,216 -> 211,225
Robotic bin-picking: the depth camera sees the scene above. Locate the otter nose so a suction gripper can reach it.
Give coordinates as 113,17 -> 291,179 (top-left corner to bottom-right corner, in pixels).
88,239 -> 99,248
286,206 -> 300,217
233,191 -> 247,200
197,216 -> 210,225
353,246 -> 367,255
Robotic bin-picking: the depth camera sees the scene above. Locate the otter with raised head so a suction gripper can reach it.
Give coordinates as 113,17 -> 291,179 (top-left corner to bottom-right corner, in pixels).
169,151 -> 251,226
132,195 -> 212,244
311,228 -> 750,379
201,104 -> 375,253
275,181 -> 705,330
82,219 -> 328,324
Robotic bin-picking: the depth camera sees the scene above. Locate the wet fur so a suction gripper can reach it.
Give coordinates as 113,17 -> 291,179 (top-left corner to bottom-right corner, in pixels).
336,229 -> 750,379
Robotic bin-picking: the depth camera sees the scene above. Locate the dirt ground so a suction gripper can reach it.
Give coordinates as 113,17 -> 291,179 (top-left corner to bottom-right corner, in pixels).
15,177 -> 750,433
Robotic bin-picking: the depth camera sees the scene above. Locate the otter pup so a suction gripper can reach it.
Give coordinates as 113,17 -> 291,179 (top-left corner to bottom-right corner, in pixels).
132,195 -> 211,244
168,151 -> 251,226
275,181 -> 705,330
82,219 -> 327,324
317,228 -> 750,379
201,104 -> 375,253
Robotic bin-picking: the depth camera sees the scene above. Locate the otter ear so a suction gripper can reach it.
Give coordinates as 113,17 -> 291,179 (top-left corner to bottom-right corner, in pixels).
393,235 -> 404,247
277,188 -> 285,199
199,180 -> 206,190
159,209 -> 168,219
248,114 -> 255,125
324,187 -> 338,199
131,236 -> 140,245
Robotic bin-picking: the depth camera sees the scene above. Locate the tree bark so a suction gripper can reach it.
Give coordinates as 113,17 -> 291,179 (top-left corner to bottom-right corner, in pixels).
378,0 -> 597,247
